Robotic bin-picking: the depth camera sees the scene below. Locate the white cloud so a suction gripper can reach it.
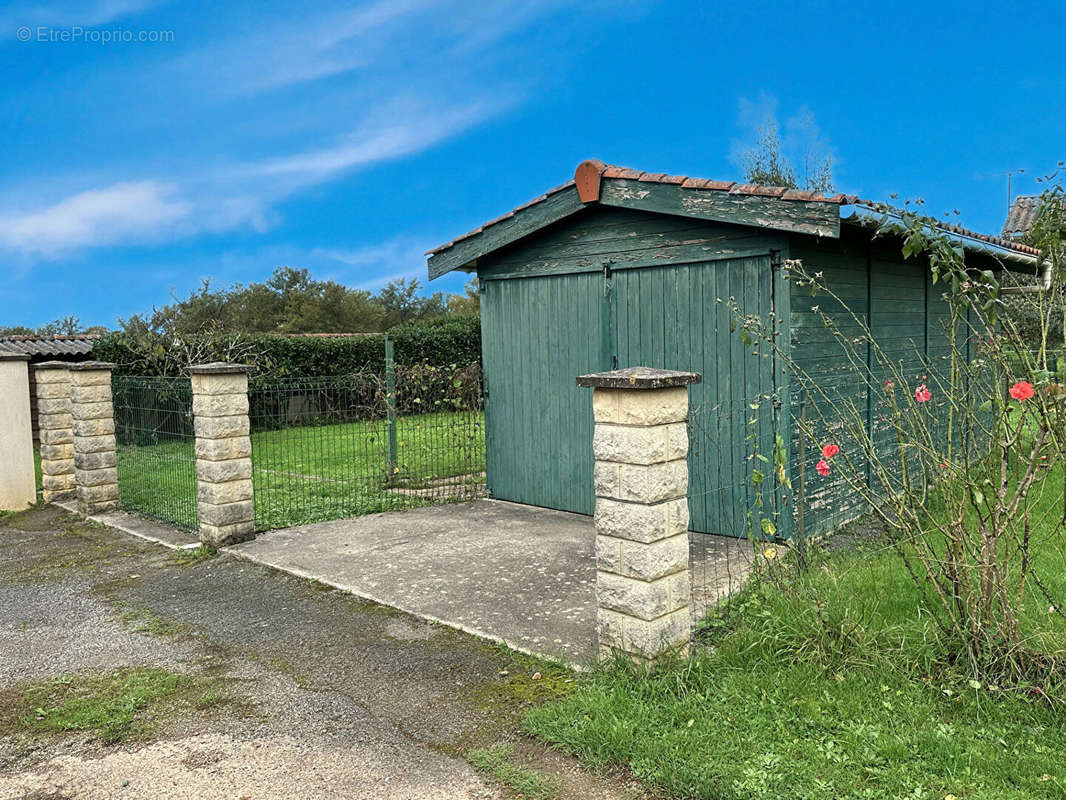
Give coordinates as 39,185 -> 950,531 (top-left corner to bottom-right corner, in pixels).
224,0 -> 437,92
314,235 -> 436,289
0,0 -> 590,260
2,0 -> 162,31
0,181 -> 190,256
0,92 -> 503,260
246,98 -> 501,183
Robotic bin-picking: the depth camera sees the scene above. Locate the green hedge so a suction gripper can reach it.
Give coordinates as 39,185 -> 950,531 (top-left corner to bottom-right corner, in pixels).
93,314 -> 481,378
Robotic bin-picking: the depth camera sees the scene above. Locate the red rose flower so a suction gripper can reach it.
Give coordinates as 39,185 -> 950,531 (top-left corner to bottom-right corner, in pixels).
821,443 -> 840,459
914,384 -> 931,403
816,459 -> 830,477
1009,381 -> 1035,401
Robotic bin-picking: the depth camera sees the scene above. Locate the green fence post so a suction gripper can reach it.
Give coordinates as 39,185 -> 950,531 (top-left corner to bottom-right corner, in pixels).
385,335 -> 398,483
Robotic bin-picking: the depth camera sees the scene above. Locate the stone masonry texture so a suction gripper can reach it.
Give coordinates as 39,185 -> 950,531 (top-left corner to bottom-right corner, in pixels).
34,363 -> 76,502
190,364 -> 254,548
583,368 -> 698,664
69,362 -> 119,514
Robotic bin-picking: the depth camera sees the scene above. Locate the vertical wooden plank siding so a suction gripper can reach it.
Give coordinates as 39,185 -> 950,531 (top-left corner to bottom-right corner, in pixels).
610,255 -> 775,537
476,204 -> 948,541
771,248 -> 794,539
787,237 -> 871,535
788,235 -> 941,537
480,271 -> 605,514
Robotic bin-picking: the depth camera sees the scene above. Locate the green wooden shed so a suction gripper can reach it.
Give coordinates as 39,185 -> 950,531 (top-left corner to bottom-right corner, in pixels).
427,160 -> 1040,539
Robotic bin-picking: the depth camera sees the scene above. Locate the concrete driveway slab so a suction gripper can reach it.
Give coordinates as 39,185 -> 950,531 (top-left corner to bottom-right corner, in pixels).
229,500 -> 599,665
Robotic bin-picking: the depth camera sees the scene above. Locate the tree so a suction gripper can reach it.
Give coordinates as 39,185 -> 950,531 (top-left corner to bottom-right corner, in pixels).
117,266 -> 469,340
0,325 -> 35,337
376,277 -> 447,328
738,112 -> 834,193
0,317 -> 105,338
445,278 -> 480,315
742,119 -> 798,189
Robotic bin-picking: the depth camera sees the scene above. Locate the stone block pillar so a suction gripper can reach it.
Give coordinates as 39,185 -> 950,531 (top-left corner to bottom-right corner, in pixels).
69,362 -> 119,515
0,353 -> 36,510
576,366 -> 701,664
34,362 -> 76,502
190,363 -> 254,547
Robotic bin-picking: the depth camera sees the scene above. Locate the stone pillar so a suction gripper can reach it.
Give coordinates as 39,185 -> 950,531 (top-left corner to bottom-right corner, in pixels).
34,362 -> 77,502
0,353 -> 36,510
190,363 -> 254,547
69,361 -> 119,515
576,366 -> 701,664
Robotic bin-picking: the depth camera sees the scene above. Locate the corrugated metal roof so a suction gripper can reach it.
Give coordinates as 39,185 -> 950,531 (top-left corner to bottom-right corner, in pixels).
0,335 -> 98,357
427,160 -> 1040,259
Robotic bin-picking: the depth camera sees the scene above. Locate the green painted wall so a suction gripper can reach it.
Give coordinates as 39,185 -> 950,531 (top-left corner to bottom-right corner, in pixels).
480,270 -> 606,513
788,233 -> 953,538
478,206 -> 955,541
479,206 -> 781,536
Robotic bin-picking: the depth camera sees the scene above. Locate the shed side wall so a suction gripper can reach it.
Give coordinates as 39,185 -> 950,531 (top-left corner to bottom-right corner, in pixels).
788,234 -> 951,538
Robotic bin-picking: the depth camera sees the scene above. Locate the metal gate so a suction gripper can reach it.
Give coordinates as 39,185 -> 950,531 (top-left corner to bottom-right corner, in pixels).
480,253 -> 778,537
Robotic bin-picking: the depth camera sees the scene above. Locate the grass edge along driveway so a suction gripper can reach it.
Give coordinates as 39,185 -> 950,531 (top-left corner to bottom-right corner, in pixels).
526,524 -> 1066,800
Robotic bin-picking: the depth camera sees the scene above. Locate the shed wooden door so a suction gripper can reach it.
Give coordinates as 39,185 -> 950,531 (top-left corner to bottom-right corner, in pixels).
480,254 -> 777,536
611,255 -> 776,538
481,271 -> 608,514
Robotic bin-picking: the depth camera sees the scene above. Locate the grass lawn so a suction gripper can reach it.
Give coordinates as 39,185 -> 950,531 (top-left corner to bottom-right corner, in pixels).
526,466 -> 1066,800
115,410 -> 485,531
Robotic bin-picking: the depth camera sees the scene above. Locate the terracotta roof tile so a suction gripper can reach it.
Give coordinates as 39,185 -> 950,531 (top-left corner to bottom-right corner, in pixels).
427,161 -> 1039,259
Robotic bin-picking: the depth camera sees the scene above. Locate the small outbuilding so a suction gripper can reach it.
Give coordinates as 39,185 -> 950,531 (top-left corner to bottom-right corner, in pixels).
427,161 -> 1039,539
0,335 -> 98,446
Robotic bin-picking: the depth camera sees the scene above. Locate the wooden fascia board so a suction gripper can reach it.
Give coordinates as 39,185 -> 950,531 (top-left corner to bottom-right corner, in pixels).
427,186 -> 586,279
598,178 -> 841,239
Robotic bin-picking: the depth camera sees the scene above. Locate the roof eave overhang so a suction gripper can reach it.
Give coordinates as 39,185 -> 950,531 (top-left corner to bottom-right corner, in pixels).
841,205 -> 1040,268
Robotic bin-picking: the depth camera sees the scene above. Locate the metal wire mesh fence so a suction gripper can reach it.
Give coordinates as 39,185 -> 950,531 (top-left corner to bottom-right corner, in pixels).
113,375 -> 198,529
249,364 -> 485,530
685,399 -> 777,626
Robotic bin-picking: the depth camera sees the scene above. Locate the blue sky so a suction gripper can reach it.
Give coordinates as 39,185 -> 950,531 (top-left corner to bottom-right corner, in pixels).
1,0 -> 1062,329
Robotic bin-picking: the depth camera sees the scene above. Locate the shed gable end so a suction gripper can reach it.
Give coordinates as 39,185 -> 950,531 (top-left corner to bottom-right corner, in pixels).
478,206 -> 788,281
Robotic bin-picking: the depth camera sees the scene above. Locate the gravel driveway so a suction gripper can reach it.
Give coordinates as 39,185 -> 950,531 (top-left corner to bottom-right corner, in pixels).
0,506 -> 643,800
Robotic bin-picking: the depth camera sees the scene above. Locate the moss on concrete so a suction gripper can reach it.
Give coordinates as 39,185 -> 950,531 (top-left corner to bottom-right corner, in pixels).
0,668 -> 219,745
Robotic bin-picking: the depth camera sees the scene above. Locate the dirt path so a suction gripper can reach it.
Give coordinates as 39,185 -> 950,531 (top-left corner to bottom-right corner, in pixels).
0,506 -> 647,800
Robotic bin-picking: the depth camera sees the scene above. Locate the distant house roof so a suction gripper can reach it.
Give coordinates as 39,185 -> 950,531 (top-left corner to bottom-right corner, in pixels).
0,335 -> 99,357
274,333 -> 377,338
1002,195 -> 1041,238
427,160 -> 1040,278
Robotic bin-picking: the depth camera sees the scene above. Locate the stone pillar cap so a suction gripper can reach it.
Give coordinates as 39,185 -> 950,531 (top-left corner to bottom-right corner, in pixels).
34,360 -> 75,369
0,351 -> 30,361
577,366 -> 702,389
189,362 -> 251,374
68,361 -> 116,371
